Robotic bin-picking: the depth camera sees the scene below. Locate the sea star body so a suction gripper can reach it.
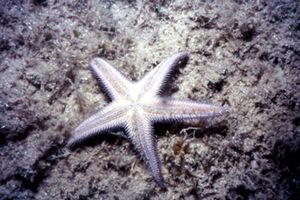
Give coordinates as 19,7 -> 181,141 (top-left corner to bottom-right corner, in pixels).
68,52 -> 225,188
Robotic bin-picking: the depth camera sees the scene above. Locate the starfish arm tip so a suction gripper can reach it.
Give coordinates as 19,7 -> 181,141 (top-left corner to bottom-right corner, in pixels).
217,105 -> 230,116
66,135 -> 80,148
157,179 -> 167,189
178,50 -> 189,57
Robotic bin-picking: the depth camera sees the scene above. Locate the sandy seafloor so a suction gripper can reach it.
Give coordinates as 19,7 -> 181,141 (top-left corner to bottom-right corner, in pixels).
0,0 -> 299,199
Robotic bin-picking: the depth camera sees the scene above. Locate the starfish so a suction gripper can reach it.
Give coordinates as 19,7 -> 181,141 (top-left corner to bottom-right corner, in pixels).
68,51 -> 225,188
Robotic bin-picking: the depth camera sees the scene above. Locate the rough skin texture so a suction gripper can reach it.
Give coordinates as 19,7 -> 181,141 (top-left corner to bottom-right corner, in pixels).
0,0 -> 299,199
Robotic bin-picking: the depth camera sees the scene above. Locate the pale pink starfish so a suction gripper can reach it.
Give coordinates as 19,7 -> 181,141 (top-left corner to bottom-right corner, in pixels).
68,52 -> 225,188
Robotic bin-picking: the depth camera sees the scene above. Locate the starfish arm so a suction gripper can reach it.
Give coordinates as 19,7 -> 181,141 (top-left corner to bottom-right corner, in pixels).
67,103 -> 128,147
126,112 -> 165,188
91,58 -> 132,100
137,52 -> 188,98
144,98 -> 225,122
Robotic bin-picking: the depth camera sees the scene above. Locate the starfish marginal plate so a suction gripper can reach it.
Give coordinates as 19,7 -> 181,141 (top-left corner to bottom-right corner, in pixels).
68,51 -> 225,188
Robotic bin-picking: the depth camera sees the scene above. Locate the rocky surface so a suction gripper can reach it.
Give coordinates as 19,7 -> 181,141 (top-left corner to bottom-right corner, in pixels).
0,0 -> 299,199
